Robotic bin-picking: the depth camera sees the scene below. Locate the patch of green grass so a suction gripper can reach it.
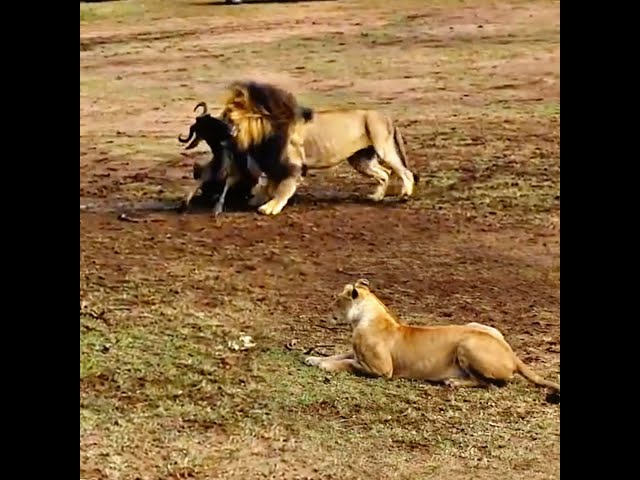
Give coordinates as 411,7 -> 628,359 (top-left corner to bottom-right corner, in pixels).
536,102 -> 560,117
80,0 -> 146,23
229,350 -> 559,477
81,302 -> 559,478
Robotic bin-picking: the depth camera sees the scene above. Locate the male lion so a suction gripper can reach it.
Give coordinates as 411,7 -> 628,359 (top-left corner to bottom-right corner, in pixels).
248,108 -> 421,216
216,80 -> 315,216
305,279 -> 560,403
221,83 -> 312,165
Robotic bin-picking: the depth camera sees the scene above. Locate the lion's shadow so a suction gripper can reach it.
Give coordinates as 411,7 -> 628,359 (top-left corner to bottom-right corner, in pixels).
164,191 -> 409,216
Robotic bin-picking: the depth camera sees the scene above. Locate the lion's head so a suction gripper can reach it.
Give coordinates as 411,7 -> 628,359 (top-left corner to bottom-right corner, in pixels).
219,80 -> 313,154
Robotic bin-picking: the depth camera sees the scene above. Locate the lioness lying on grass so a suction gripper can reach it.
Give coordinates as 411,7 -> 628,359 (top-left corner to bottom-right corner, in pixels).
305,279 -> 560,403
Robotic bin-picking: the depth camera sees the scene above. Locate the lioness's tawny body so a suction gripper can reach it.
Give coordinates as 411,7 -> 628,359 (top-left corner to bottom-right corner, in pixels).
306,279 -> 560,401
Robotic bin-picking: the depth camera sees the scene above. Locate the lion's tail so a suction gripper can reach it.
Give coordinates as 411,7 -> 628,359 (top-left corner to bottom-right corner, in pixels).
296,106 -> 314,123
515,356 -> 560,400
393,126 -> 420,184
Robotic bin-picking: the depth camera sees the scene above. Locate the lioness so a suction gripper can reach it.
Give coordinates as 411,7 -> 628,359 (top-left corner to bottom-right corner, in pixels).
250,109 -> 420,216
305,279 -> 560,402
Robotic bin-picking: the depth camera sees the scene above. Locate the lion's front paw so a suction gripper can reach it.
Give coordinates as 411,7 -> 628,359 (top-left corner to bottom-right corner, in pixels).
258,199 -> 282,216
305,356 -> 323,367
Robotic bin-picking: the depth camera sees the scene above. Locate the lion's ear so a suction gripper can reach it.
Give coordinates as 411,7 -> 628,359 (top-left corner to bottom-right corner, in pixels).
351,287 -> 359,300
355,278 -> 370,289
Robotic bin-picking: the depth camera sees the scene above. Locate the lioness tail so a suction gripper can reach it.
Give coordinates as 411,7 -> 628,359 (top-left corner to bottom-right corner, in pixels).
515,357 -> 560,393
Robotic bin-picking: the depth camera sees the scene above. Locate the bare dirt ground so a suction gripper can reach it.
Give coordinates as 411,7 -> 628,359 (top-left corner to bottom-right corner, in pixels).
80,1 -> 560,478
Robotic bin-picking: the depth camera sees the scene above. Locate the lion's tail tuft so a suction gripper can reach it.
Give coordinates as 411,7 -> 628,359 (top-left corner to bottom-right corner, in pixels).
297,106 -> 314,122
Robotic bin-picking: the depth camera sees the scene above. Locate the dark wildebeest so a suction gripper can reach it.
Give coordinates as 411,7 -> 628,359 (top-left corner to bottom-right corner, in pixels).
177,102 -> 261,215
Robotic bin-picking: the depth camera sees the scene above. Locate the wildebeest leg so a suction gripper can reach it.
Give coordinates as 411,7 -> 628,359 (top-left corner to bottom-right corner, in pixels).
246,154 -> 270,207
180,182 -> 201,211
246,154 -> 263,180
213,175 -> 240,216
179,160 -> 214,213
180,177 -> 208,212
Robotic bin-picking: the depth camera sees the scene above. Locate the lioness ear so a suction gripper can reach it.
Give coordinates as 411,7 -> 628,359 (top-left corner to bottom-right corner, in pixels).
351,287 -> 359,300
355,278 -> 370,289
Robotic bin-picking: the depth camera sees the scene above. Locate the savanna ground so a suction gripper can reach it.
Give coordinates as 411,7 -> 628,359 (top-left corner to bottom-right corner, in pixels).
80,0 -> 560,478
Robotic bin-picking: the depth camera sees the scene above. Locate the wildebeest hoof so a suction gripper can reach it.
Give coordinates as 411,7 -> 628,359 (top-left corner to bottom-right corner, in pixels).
177,201 -> 189,214
213,205 -> 224,216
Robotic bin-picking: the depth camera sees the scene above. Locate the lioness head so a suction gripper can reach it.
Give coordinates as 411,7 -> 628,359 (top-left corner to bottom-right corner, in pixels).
333,278 -> 373,324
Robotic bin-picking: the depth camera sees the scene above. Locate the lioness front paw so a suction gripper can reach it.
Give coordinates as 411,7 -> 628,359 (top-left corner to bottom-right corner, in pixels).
305,356 -> 323,367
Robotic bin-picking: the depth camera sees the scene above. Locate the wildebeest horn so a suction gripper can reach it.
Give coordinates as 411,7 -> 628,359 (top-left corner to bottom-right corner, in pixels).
178,125 -> 195,143
194,102 -> 208,116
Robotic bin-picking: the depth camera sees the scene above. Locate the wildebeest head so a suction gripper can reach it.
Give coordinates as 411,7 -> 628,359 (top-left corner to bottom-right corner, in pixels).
178,102 -> 235,152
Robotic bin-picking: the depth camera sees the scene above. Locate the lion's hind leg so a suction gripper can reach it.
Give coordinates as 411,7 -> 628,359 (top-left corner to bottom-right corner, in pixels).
375,142 -> 415,199
347,147 -> 391,201
366,115 -> 415,199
